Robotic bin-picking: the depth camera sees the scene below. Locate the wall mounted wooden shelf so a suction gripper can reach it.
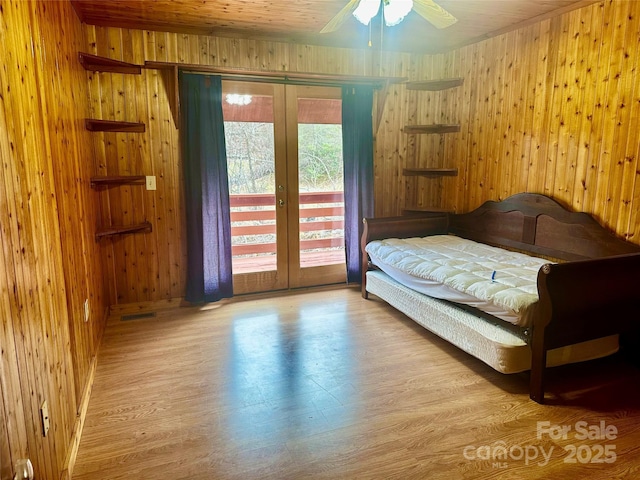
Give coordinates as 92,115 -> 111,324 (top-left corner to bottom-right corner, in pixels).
402,78 -> 463,215
85,119 -> 146,133
403,124 -> 460,135
90,176 -> 146,188
78,52 -> 142,74
95,222 -> 152,241
403,168 -> 458,177
405,78 -> 464,91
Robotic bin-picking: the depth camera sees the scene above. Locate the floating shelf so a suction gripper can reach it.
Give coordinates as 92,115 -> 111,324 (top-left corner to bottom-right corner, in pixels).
90,176 -> 146,188
85,119 -> 146,133
403,168 -> 458,177
403,124 -> 460,135
95,222 -> 152,241
78,52 -> 142,74
405,78 -> 464,91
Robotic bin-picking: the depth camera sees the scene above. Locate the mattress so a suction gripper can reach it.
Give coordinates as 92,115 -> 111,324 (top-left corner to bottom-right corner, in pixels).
366,270 -> 619,374
366,235 -> 551,327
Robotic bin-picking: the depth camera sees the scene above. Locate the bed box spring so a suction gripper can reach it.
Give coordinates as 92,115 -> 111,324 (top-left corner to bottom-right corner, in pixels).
366,270 -> 619,374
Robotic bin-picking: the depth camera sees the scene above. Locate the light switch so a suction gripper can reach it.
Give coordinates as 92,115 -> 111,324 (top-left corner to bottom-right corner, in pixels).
146,176 -> 157,190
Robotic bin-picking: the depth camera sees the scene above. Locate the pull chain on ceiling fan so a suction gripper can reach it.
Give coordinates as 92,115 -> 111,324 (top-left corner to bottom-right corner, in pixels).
320,0 -> 457,34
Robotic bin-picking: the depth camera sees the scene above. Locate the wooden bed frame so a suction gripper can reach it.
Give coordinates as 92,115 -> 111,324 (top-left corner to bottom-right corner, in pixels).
361,193 -> 640,403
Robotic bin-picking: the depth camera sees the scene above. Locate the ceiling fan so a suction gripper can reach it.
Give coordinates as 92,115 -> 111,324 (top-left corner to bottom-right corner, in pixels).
320,0 -> 457,33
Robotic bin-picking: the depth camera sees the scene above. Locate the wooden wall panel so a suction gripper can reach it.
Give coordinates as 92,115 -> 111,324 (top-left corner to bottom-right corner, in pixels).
0,175 -> 28,480
1,0 -> 108,478
0,0 -> 634,477
85,27 -> 415,302
85,1 -> 640,308
416,0 -> 640,246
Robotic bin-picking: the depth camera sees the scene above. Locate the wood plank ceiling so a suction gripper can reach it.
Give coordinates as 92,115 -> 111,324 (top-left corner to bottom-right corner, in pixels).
71,0 -> 600,53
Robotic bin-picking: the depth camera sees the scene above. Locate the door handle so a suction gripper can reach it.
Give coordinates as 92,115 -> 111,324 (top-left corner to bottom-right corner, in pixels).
278,199 -> 285,207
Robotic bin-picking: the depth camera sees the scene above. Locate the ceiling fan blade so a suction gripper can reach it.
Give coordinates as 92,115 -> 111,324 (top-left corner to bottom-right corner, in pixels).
413,0 -> 457,29
320,0 -> 361,33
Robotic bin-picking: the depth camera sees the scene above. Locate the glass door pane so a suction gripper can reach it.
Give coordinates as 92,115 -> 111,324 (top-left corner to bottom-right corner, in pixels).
223,81 -> 288,294
297,97 -> 344,268
287,85 -> 346,288
225,94 -> 276,273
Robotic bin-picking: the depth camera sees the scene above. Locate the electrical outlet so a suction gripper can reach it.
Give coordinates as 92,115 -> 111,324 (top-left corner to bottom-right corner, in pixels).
41,401 -> 50,437
14,459 -> 34,480
84,298 -> 89,323
146,175 -> 157,190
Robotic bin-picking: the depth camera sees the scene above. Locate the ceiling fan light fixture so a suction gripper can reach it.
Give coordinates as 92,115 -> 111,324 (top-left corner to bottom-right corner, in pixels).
383,0 -> 414,26
353,0 -> 381,26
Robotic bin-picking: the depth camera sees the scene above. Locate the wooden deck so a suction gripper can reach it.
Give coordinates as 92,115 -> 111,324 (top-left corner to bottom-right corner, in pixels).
233,249 -> 345,274
230,191 -> 345,273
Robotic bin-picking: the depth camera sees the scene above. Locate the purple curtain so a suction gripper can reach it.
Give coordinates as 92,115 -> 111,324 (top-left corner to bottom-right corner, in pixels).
179,73 -> 233,303
342,86 -> 374,283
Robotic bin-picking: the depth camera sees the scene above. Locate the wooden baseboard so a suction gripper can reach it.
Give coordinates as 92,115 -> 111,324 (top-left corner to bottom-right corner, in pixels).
108,297 -> 184,317
62,351 -> 97,479
60,304 -> 106,480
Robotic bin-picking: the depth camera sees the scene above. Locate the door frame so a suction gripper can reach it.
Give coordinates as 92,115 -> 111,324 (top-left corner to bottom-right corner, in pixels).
224,81 -> 346,294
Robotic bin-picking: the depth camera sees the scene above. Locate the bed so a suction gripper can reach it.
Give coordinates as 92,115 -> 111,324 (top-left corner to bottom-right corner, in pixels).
361,193 -> 640,403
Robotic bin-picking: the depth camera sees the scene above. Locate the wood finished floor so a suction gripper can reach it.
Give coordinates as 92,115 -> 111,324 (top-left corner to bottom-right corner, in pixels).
73,287 -> 640,480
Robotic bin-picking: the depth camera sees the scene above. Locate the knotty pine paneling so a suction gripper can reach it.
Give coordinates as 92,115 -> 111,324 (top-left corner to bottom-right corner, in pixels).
32,0 -> 110,407
416,0 -> 640,246
1,0 -> 108,479
0,1 -> 635,478
86,1 -> 640,308
84,27 -> 414,304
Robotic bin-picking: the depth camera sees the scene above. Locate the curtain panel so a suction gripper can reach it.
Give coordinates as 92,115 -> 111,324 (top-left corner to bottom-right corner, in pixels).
342,85 -> 375,284
179,73 -> 233,303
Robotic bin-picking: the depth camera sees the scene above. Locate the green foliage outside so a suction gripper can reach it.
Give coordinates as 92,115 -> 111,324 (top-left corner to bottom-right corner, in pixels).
298,124 -> 343,192
225,122 -> 343,194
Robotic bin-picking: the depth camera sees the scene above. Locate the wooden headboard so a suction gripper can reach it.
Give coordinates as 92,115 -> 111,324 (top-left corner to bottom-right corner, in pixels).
448,193 -> 640,261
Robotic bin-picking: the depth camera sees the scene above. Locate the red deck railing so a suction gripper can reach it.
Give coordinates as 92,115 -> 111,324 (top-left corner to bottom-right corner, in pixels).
230,191 -> 344,257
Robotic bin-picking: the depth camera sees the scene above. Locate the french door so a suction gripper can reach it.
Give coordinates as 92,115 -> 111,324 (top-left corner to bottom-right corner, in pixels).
222,81 -> 346,294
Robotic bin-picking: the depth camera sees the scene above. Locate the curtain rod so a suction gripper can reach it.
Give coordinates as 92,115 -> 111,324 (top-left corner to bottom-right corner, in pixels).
144,61 -> 406,88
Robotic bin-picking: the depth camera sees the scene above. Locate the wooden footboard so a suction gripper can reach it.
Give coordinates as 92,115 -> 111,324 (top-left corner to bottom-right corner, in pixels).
531,252 -> 640,402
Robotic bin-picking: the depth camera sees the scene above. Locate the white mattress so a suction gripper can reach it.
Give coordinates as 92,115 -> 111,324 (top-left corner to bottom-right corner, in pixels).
366,235 -> 551,327
366,270 -> 619,374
